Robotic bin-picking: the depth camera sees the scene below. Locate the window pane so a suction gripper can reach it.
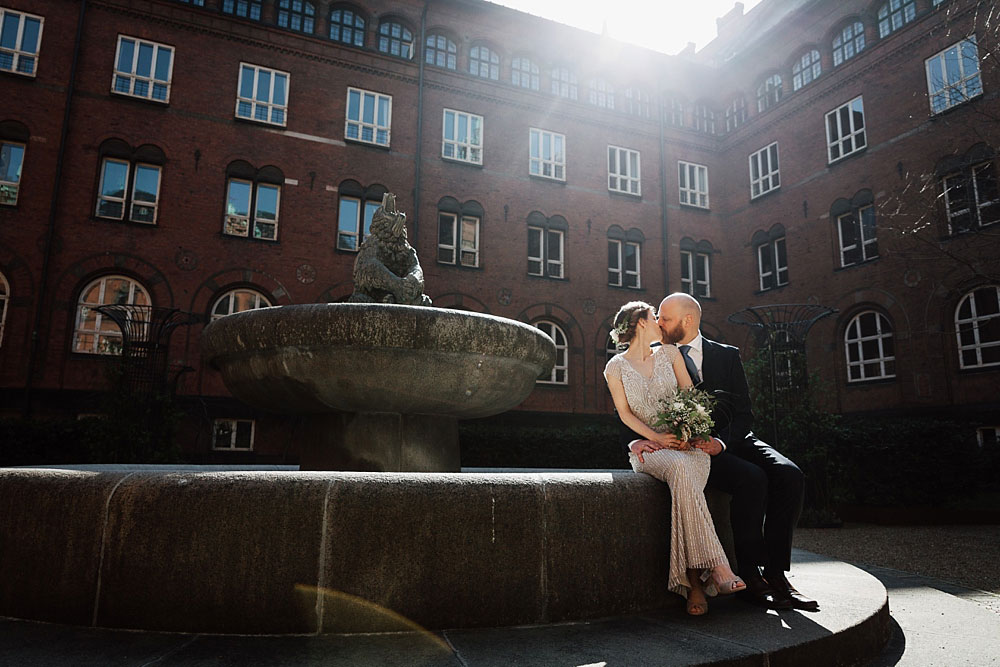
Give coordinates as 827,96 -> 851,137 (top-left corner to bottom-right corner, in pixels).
132,165 -> 159,203
136,43 -> 154,77
117,38 -> 135,72
154,47 -> 171,81
255,184 -> 278,220
226,180 -> 251,216
101,161 -> 128,198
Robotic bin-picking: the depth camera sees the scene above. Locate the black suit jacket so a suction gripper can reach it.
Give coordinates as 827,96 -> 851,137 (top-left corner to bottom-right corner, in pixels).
617,338 -> 757,453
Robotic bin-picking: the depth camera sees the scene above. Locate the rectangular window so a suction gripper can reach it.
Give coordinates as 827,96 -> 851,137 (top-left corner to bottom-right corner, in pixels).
236,63 -> 289,126
977,426 -> 1000,448
528,226 -> 564,278
608,146 -> 640,195
336,196 -> 380,251
826,96 -> 866,163
223,0 -> 262,20
680,250 -> 711,297
943,162 -> 1000,233
749,142 -> 780,199
224,178 -> 252,237
838,204 -> 878,266
757,238 -> 788,291
437,212 -> 480,267
96,159 -> 161,224
223,179 -> 280,240
442,109 -> 483,164
0,7 -> 43,76
926,37 -> 983,114
253,183 -> 279,240
0,140 -> 25,205
529,128 -> 565,181
608,240 -> 641,288
678,161 -> 709,208
129,163 -> 161,224
112,35 -> 174,103
213,418 -> 254,451
345,87 -> 391,146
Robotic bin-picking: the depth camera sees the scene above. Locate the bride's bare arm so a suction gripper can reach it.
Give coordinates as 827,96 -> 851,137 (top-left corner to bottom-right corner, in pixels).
672,351 -> 693,390
606,374 -> 681,457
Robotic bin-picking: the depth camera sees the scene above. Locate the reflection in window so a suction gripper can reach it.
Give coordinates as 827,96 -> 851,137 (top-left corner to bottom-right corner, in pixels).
956,286 -> 1000,369
845,311 -> 895,382
211,289 -> 272,321
73,275 -> 151,355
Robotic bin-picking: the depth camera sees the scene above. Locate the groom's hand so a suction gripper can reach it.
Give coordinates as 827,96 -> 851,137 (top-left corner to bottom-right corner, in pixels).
691,437 -> 723,456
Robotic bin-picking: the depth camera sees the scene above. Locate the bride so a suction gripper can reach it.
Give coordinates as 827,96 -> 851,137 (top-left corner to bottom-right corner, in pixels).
603,301 -> 745,616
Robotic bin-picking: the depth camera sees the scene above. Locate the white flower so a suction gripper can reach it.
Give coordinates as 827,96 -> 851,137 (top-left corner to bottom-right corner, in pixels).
672,402 -> 684,410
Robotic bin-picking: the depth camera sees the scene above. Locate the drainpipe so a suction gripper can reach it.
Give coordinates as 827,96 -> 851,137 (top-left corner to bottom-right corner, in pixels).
412,0 -> 429,245
657,98 -> 670,296
23,0 -> 87,416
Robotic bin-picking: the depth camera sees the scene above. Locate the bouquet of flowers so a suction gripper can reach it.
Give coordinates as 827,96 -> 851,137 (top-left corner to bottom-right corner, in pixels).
652,387 -> 717,442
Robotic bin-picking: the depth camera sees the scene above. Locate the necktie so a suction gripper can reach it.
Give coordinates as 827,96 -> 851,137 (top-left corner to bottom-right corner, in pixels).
679,344 -> 701,385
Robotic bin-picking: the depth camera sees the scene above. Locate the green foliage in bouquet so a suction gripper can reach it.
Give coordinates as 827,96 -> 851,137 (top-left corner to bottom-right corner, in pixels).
652,386 -> 717,442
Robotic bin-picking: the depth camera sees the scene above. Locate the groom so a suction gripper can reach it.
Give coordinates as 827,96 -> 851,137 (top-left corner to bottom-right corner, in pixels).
621,293 -> 817,611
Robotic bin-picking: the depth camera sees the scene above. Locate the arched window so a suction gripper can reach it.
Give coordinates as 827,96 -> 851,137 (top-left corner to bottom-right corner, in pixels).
693,103 -> 715,134
845,311 -> 895,382
0,120 -> 28,206
437,197 -> 483,267
551,66 -> 577,100
223,162 -> 282,241
222,0 -> 261,21
956,286 -> 1000,369
607,225 -> 643,289
878,0 -> 916,39
469,45 -> 499,80
336,180 -> 386,251
622,86 -> 650,117
793,49 -> 821,90
756,74 -> 782,112
606,332 -> 619,361
73,275 -> 151,355
526,212 -> 567,279
725,95 -> 746,132
588,78 -> 614,109
535,320 -> 567,384
95,140 -> 165,225
330,7 -> 365,46
211,288 -> 272,321
752,223 -> 788,291
666,96 -> 685,127
378,20 -> 413,60
939,144 -> 999,234
0,270 -> 8,346
425,33 -> 456,69
277,0 -> 314,34
680,238 -> 713,298
833,21 -> 865,66
511,56 -> 539,90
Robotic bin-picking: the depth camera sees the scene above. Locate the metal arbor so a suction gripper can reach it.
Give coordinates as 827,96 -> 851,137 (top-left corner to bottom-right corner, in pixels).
727,304 -> 837,446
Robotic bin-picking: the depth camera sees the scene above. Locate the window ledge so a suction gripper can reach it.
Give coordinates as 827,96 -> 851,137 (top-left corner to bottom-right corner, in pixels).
754,283 -> 789,295
219,232 -> 279,244
110,91 -> 170,106
441,156 -> 484,168
957,364 -> 1000,375
846,376 -> 897,387
608,189 -> 642,200
528,174 -> 567,185
344,137 -> 391,151
437,261 -> 482,270
91,216 -> 159,228
234,115 -> 287,129
607,283 -> 645,292
678,202 -> 711,212
526,273 -> 567,282
828,147 -> 868,168
834,256 -> 880,272
750,186 -> 781,202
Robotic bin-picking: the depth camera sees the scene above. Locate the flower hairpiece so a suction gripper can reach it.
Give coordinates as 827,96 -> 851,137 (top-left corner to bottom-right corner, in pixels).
609,317 -> 630,344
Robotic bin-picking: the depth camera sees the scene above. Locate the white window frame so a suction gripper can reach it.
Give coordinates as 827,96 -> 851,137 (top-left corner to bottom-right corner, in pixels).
955,286 -> 1000,369
96,158 -> 162,224
527,226 -> 564,279
0,7 -> 43,77
756,74 -> 782,112
589,78 -> 614,109
211,289 -> 272,321
680,249 -> 711,298
73,275 -> 151,355
129,163 -> 162,224
878,0 -> 916,39
838,204 -> 878,267
793,49 -> 821,91
826,96 -> 867,163
943,161 -> 999,233
425,33 -> 456,69
550,66 -> 577,100
442,109 -> 483,165
976,426 -> 1000,448
757,237 -> 788,291
678,161 -> 709,209
336,195 -> 380,252
223,0 -> 262,21
725,96 -> 746,133
235,63 -> 289,127
437,212 -> 480,267
469,45 -> 499,80
693,104 -> 715,134
749,142 -> 780,199
345,87 -> 392,147
833,21 -> 865,67
0,140 -> 25,206
96,158 -> 129,220
845,311 -> 896,383
223,178 -> 280,240
212,418 -> 255,451
111,35 -> 174,103
608,145 -> 640,195
529,128 -> 565,181
512,56 -> 539,90
608,239 -> 641,289
925,37 -> 983,115
378,21 -> 413,60
535,320 -> 567,384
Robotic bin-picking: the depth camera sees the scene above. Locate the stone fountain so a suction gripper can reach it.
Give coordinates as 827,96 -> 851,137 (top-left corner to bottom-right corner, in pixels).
200,193 -> 555,471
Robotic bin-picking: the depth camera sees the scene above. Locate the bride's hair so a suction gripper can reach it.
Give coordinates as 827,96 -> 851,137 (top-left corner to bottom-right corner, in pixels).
611,301 -> 654,347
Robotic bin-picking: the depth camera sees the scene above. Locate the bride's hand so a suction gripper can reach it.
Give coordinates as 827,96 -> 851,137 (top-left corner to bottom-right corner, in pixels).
652,432 -> 686,450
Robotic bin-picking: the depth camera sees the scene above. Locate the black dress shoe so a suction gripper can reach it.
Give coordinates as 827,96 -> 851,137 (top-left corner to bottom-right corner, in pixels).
739,571 -> 793,610
765,571 -> 819,611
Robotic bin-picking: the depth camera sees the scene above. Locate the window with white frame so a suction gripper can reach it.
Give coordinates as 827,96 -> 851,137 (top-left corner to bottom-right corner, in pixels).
589,78 -> 615,109
693,104 -> 715,134
527,214 -> 566,279
535,320 -> 567,384
667,97 -> 685,127
551,66 -> 577,100
757,74 -> 782,112
878,0 -> 915,38
345,87 -> 391,146
223,178 -> 280,240
437,212 -> 479,267
838,204 -> 878,267
211,288 -> 272,321
754,226 -> 788,291
0,140 -> 24,206
73,275 -> 151,355
277,0 -> 314,33
845,311 -> 896,382
833,21 -> 865,67
749,142 -> 780,199
529,128 -> 565,181
112,36 -> 173,103
0,270 -> 8,346
469,45 -> 499,80
793,49 -> 821,90
96,158 -> 161,224
0,7 -> 42,76
336,192 -> 381,251
926,37 -> 983,114
213,418 -> 254,451
622,87 -> 650,117
680,245 -> 711,298
425,33 -> 456,69
378,20 -> 412,59
942,160 -> 999,233
223,0 -> 262,21
956,286 -> 1000,369
725,95 -> 746,133
235,63 -> 288,126
330,7 -> 364,46
442,109 -> 482,164
512,56 -> 539,90
678,161 -> 709,208
977,426 -> 1000,448
826,96 -> 866,163
608,238 -> 640,289
608,146 -> 640,195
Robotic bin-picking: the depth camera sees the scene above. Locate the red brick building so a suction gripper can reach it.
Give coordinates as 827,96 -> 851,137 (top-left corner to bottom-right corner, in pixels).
1,0 -> 997,459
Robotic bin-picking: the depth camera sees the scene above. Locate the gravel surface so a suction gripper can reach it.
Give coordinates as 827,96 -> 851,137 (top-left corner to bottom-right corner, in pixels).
793,523 -> 1000,594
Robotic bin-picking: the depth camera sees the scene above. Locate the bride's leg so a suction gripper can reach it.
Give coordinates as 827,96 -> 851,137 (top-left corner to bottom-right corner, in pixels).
686,568 -> 708,616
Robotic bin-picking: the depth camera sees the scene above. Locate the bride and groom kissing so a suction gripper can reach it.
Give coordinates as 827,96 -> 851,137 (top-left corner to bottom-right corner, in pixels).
604,293 -> 817,616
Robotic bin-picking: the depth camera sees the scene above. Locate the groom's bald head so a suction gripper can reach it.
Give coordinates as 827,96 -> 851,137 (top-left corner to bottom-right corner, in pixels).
656,293 -> 702,344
